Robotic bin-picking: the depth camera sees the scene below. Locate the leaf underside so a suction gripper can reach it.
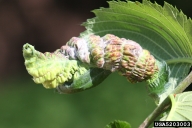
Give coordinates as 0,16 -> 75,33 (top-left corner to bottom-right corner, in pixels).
163,92 -> 192,121
81,0 -> 192,85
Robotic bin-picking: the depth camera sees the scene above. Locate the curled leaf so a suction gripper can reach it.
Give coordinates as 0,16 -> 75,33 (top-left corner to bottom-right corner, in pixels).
23,31 -> 169,98
63,34 -> 159,83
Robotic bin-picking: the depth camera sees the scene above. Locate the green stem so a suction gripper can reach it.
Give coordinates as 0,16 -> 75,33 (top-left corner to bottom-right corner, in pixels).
166,57 -> 192,65
138,96 -> 171,128
139,71 -> 192,128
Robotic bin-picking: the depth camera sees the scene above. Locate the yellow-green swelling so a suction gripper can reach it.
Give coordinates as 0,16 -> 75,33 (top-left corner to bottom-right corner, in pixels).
23,43 -> 88,89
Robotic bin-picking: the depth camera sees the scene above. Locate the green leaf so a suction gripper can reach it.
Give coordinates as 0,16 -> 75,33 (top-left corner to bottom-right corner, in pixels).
105,120 -> 131,128
56,68 -> 111,93
163,92 -> 192,121
81,0 -> 192,86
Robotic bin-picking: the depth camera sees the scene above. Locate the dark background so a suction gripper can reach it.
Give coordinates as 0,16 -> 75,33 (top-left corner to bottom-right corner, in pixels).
0,0 -> 191,128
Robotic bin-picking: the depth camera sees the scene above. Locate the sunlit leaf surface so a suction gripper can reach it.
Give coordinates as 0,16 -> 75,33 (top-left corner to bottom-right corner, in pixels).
165,92 -> 192,121
82,0 -> 192,85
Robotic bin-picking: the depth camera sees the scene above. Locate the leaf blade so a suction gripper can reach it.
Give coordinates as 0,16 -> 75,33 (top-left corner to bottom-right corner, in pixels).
81,0 -> 192,85
165,92 -> 192,121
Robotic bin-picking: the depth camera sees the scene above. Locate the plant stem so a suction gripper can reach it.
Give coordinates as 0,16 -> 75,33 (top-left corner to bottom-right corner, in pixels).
138,96 -> 171,128
139,71 -> 192,128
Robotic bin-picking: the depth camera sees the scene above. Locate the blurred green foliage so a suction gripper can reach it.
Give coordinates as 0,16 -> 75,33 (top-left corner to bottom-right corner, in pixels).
0,72 -> 155,128
2,0 -> 191,127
